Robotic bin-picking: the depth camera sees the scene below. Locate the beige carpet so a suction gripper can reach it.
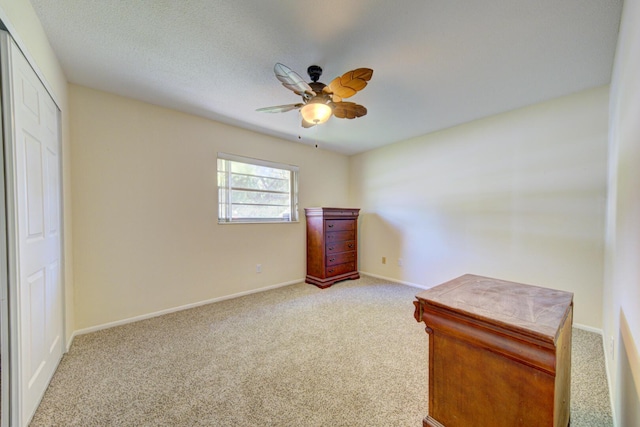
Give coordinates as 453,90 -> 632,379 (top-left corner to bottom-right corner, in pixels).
30,275 -> 612,426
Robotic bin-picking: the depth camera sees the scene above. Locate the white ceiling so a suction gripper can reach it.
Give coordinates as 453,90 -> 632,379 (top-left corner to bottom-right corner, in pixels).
30,0 -> 622,155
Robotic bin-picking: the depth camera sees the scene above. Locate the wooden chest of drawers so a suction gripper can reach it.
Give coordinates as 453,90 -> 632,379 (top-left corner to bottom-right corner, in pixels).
304,207 -> 360,288
414,274 -> 573,427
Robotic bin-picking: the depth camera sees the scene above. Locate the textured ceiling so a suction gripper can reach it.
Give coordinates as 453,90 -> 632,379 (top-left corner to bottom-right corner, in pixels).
30,0 -> 622,155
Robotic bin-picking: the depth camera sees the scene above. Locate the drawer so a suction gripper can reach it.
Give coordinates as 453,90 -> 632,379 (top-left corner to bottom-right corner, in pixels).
326,240 -> 356,254
327,251 -> 356,266
326,230 -> 355,242
326,262 -> 356,277
325,220 -> 354,232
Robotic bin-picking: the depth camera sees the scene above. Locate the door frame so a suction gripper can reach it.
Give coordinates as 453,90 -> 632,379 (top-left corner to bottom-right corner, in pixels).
0,56 -> 11,427
1,30 -> 24,427
0,29 -> 66,427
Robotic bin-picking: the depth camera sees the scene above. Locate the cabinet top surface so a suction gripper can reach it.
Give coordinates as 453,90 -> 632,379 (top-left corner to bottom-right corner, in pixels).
416,274 -> 573,341
304,207 -> 360,217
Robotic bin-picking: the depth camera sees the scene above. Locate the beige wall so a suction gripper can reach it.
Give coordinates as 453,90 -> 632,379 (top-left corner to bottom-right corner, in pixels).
1,1 -> 634,421
349,86 -> 609,329
0,0 -> 74,343
604,0 -> 640,424
70,85 -> 349,330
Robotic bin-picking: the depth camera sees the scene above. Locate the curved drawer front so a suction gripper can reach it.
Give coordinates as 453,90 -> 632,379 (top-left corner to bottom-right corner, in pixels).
326,230 -> 355,242
327,251 -> 356,266
326,240 -> 356,254
325,219 -> 355,232
326,262 -> 356,277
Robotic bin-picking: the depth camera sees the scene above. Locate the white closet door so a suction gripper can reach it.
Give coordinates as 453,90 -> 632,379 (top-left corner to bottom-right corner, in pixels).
1,33 -> 64,426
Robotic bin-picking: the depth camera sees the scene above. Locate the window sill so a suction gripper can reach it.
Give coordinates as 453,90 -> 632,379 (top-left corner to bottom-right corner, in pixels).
218,221 -> 300,225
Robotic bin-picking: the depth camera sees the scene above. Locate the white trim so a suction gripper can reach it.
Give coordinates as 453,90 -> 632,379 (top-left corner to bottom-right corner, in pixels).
0,30 -> 22,427
573,323 -> 603,334
1,33 -> 65,426
73,278 -> 303,336
217,152 -> 299,223
217,152 -> 299,172
0,7 -> 62,111
362,273 -> 608,332
603,331 -> 618,427
359,271 -> 430,289
0,32 -> 9,427
615,310 -> 640,427
218,220 -> 300,225
65,331 -> 78,352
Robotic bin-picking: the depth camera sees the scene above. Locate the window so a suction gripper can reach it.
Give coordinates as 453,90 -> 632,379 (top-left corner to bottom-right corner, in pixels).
217,153 -> 299,223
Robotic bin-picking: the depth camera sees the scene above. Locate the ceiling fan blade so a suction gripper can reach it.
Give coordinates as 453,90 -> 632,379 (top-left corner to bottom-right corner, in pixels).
323,90 -> 342,103
325,68 -> 373,99
256,103 -> 303,113
274,63 -> 316,97
301,118 -> 316,128
332,102 -> 367,119
325,77 -> 355,98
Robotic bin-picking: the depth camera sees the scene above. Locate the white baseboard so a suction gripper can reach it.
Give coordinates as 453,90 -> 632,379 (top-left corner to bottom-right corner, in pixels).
602,330 -> 617,427
573,323 -> 603,334
64,275 -> 607,354
71,278 -> 303,339
360,271 -> 430,289
362,273 -> 608,332
65,330 -> 78,352
362,273 -> 608,334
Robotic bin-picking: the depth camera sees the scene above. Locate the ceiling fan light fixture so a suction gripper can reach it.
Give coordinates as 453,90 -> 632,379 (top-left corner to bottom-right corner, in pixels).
300,98 -> 332,125
258,63 -> 372,127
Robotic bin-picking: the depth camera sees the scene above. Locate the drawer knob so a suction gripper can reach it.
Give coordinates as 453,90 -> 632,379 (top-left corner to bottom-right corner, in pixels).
328,246 -> 334,251
329,258 -> 335,262
328,269 -> 334,273
328,224 -> 334,228
348,243 -> 353,248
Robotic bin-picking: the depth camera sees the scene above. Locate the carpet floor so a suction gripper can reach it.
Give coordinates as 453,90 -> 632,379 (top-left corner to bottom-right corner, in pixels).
30,275 -> 612,426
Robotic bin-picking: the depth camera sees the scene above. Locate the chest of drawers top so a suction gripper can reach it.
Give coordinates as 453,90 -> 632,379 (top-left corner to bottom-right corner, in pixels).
304,207 -> 360,218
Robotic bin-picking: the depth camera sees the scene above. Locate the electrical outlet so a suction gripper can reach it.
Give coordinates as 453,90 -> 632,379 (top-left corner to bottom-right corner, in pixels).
382,257 -> 386,264
398,258 -> 403,267
256,264 -> 262,273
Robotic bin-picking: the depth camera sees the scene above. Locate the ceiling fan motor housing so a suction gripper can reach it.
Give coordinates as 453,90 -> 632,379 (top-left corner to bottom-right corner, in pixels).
309,81 -> 327,94
307,65 -> 323,82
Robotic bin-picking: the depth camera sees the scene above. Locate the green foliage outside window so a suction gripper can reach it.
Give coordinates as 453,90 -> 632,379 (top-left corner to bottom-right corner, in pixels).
217,153 -> 298,223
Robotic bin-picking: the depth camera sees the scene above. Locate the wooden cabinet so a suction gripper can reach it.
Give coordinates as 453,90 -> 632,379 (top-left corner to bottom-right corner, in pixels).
413,274 -> 573,427
305,208 -> 360,288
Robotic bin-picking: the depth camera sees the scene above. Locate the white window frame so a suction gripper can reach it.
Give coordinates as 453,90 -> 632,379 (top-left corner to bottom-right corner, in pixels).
217,152 -> 299,224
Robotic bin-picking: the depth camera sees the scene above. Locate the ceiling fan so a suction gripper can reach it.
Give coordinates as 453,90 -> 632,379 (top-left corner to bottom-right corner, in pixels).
257,63 -> 373,128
